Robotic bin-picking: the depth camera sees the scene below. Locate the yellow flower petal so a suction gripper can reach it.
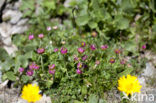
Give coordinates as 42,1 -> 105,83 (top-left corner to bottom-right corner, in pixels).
21,84 -> 42,102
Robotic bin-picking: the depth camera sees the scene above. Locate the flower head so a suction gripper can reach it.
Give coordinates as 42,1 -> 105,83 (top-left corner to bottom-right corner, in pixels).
37,48 -> 45,54
53,26 -> 58,30
120,59 -> 126,65
19,67 -> 24,73
77,47 -> 85,54
60,47 -> 67,54
47,26 -> 51,31
48,64 -> 55,69
101,45 -> 108,50
73,55 -> 79,61
91,31 -> 97,37
77,62 -> 83,68
29,62 -> 39,70
82,55 -> 88,61
38,34 -> 44,38
81,42 -> 86,47
21,84 -> 41,103
90,44 -> 96,50
54,48 -> 58,52
115,49 -> 121,54
28,34 -> 34,40
118,75 -> 142,96
110,58 -> 115,64
26,70 -> 34,76
95,60 -> 100,65
76,69 -> 82,74
49,69 -> 56,74
142,44 -> 146,49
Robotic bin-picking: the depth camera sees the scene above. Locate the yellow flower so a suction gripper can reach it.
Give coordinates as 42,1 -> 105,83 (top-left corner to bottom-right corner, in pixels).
21,84 -> 42,103
118,74 -> 142,96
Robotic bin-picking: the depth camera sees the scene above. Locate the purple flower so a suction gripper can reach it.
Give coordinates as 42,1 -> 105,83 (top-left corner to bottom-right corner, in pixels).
73,55 -> 79,61
95,60 -> 100,65
38,34 -> 44,38
115,49 -> 121,54
54,48 -> 58,52
110,58 -> 115,64
48,64 -> 55,69
37,48 -> 45,54
76,69 -> 82,74
60,47 -> 67,54
29,63 -> 35,70
26,70 -> 34,76
120,59 -> 126,65
28,34 -> 34,40
49,69 -> 56,74
90,44 -> 96,50
81,42 -> 86,47
77,47 -> 85,54
82,55 -> 88,61
34,65 -> 40,70
47,26 -> 51,31
101,45 -> 108,50
29,62 -> 39,70
19,67 -> 24,72
77,62 -> 82,68
142,44 -> 146,49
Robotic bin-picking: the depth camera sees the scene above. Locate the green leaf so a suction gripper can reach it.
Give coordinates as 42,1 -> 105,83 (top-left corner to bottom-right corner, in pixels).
21,75 -> 30,83
6,72 -> 16,81
74,100 -> 84,103
81,86 -> 87,95
0,48 -> 9,61
46,80 -> 53,88
99,99 -> 107,103
118,68 -> 133,77
89,94 -> 98,103
1,59 -> 14,71
42,0 -> 56,10
76,14 -> 90,26
88,21 -> 97,29
116,17 -> 130,30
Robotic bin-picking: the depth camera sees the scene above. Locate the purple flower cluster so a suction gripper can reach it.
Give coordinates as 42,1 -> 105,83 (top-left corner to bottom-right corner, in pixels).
48,64 -> 55,74
19,67 -> 24,72
29,62 -> 40,70
90,44 -> 96,50
77,47 -> 85,54
19,62 -> 40,76
54,48 -> 58,52
110,58 -> 115,64
82,55 -> 88,61
37,48 -> 45,54
60,47 -> 68,54
115,49 -> 121,54
101,45 -> 108,50
81,42 -> 86,47
38,34 -> 44,38
142,44 -> 146,49
29,34 -> 34,40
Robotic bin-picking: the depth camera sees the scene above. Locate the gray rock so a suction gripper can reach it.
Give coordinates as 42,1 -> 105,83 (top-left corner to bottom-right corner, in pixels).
11,25 -> 28,34
2,37 -> 12,46
3,44 -> 18,55
143,63 -> 155,77
0,23 -> 12,38
2,10 -> 22,24
17,19 -> 28,26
